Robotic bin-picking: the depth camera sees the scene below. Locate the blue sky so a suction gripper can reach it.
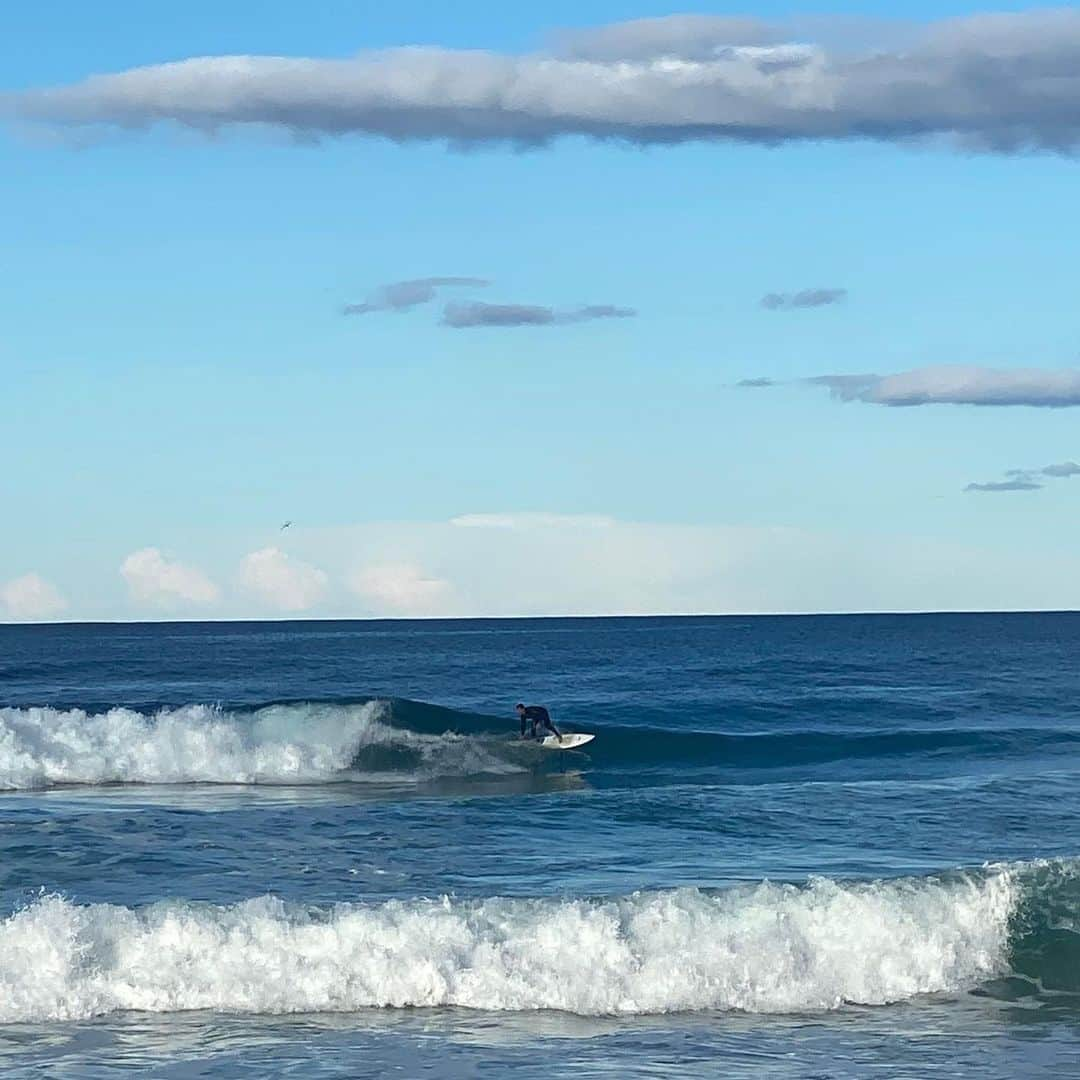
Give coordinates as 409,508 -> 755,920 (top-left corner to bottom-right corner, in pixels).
3,3 -> 1080,619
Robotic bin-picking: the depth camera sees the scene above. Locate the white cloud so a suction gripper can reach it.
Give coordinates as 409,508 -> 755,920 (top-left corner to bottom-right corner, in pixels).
37,509 -> 1080,621
809,366 -> 1080,407
435,519 -> 742,616
120,548 -> 219,608
348,563 -> 453,616
1,573 -> 67,621
17,11 -> 1080,155
301,514 -> 1080,616
450,512 -> 616,530
238,547 -> 328,611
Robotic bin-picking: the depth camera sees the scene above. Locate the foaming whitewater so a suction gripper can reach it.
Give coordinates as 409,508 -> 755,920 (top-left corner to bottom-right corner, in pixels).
0,865 -> 1036,1023
0,702 -> 520,789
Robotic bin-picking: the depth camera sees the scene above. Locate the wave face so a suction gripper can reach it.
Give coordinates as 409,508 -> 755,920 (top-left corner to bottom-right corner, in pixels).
0,702 -> 520,790
1,862 -> 1058,1024
574,725 -> 1080,770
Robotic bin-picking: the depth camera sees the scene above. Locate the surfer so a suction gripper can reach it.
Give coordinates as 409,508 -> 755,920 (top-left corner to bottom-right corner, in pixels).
516,703 -> 562,742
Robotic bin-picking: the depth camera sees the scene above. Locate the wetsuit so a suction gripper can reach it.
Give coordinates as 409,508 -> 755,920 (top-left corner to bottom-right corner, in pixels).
519,705 -> 561,740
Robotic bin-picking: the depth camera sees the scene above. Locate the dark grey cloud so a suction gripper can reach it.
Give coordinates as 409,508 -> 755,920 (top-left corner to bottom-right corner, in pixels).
966,460 -> 1080,492
965,479 -> 1043,493
808,366 -> 1080,407
442,301 -> 636,329
737,377 -> 776,388
15,11 -> 1080,154
761,288 -> 847,310
444,302 -> 555,328
1042,461 -> 1080,478
344,276 -> 488,315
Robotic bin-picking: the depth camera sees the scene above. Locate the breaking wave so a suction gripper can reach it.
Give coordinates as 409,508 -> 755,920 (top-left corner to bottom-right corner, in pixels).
3,696 -> 1078,791
6,860 -> 1076,1023
0,701 -> 520,790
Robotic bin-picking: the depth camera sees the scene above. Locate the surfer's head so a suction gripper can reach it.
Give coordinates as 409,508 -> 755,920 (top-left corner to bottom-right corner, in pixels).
515,703 -> 525,713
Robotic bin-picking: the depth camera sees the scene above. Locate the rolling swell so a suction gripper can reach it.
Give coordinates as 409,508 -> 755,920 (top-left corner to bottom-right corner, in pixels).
389,700 -> 1080,774
587,725 -> 1080,769
386,699 -> 1080,770
1,860 -> 1075,1023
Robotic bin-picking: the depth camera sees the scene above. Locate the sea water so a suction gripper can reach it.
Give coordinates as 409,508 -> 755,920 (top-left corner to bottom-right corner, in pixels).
0,614 -> 1078,1077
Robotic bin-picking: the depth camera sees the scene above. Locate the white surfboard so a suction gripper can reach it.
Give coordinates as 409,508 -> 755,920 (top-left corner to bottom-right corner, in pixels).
538,732 -> 595,751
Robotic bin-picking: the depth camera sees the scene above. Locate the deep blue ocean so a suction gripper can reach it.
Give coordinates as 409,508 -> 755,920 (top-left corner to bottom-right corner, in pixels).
1,614 -> 1078,1077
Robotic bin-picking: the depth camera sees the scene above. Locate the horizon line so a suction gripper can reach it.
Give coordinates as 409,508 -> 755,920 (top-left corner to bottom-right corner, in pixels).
3,608 -> 1079,629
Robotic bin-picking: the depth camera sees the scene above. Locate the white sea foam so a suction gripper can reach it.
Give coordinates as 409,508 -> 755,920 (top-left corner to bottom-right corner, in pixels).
0,702 -> 518,789
0,871 -> 1018,1023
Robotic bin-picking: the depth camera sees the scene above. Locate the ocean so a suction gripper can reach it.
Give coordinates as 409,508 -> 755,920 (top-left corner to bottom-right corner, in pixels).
1,613 -> 1078,1077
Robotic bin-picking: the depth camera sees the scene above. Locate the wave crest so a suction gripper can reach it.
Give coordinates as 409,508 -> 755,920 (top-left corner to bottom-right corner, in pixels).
0,865 -> 1038,1023
0,702 -> 519,789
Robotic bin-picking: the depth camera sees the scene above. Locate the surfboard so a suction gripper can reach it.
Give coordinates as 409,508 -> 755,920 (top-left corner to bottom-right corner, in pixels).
538,732 -> 594,751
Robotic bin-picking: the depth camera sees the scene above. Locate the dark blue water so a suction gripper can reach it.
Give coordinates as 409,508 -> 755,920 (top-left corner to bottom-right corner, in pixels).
1,614 -> 1078,1077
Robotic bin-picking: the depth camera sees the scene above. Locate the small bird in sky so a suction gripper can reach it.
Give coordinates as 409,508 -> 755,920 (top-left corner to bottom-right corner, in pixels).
280,521 -> 293,531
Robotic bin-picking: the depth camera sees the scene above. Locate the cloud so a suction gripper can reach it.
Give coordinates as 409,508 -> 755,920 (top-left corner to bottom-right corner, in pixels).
442,301 -> 635,328
340,281 -> 635,328
1,573 -> 67,621
20,11 -> 1080,154
343,277 -> 488,316
450,512 -> 616,530
573,304 -> 637,321
808,366 -> 1080,407
1042,461 -> 1080,478
21,506 -> 1080,619
965,479 -> 1042,493
238,547 -> 328,611
348,563 -> 452,616
305,512 -> 1080,615
443,302 -> 554,328
761,288 -> 847,310
965,459 -> 1080,492
120,548 -> 219,608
